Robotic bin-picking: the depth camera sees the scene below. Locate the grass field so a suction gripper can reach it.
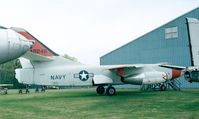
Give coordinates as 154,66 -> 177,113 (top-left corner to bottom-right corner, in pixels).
0,88 -> 199,119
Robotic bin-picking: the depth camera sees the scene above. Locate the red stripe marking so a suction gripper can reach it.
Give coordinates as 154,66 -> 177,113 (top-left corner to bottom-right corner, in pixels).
172,69 -> 181,79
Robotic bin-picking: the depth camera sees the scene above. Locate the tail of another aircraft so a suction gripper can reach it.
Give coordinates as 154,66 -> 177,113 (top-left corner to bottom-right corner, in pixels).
12,27 -> 79,69
11,27 -> 59,57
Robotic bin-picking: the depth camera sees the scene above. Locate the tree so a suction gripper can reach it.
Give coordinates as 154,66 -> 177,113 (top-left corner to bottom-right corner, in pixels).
0,59 -> 25,89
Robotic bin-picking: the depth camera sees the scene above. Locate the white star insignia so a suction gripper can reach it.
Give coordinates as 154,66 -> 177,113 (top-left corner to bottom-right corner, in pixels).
80,71 -> 88,80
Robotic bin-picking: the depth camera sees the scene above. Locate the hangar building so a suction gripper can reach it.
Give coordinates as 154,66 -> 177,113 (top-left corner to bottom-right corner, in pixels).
100,7 -> 199,88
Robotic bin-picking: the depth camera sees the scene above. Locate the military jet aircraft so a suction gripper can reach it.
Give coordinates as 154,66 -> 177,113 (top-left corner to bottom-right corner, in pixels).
13,27 -> 183,96
0,26 -> 33,64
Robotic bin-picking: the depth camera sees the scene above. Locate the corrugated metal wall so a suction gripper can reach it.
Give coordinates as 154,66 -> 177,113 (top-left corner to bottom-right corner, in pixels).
100,8 -> 199,88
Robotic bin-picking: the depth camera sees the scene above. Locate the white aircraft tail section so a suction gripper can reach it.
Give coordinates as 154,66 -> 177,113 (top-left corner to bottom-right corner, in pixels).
13,28 -> 81,85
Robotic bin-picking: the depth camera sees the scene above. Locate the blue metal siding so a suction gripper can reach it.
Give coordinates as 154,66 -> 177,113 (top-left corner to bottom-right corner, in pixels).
100,8 -> 199,88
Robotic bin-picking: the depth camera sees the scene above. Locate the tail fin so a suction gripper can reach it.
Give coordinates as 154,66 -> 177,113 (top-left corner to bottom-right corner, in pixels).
11,27 -> 59,56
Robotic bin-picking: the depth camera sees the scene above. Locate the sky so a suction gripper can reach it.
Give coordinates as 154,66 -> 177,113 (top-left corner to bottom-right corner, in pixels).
0,0 -> 198,65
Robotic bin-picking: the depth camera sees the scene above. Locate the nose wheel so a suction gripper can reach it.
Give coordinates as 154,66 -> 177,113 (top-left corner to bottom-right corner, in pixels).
96,86 -> 116,96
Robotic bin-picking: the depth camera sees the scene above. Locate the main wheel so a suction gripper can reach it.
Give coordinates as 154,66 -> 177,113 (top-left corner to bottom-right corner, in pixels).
96,86 -> 105,95
106,86 -> 116,96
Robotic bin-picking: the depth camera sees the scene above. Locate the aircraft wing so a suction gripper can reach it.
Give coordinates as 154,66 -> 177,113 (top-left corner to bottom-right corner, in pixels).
104,63 -> 168,71
107,64 -> 185,78
93,64 -> 144,85
93,63 -> 185,85
22,51 -> 54,62
107,64 -> 144,77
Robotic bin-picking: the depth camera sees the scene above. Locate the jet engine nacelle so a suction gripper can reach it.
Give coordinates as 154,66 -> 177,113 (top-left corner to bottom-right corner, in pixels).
122,71 -> 167,85
0,28 -> 33,64
184,67 -> 199,83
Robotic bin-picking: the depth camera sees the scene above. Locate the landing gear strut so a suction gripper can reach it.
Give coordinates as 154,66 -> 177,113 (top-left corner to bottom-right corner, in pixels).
41,86 -> 46,92
25,85 -> 29,93
19,85 -> 30,94
19,89 -> 23,94
96,86 -> 116,96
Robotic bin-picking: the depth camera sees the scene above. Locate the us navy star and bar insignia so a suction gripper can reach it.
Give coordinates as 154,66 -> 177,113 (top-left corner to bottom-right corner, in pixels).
74,70 -> 94,81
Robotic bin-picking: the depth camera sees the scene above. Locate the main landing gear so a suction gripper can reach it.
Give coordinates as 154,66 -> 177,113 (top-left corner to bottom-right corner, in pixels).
96,85 -> 116,96
19,85 -> 30,94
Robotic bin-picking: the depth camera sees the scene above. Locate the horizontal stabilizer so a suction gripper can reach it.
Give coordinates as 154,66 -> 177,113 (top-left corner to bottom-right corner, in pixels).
22,51 -> 54,62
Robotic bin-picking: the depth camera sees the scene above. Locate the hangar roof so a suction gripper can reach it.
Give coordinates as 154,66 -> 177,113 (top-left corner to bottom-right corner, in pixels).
100,7 -> 199,59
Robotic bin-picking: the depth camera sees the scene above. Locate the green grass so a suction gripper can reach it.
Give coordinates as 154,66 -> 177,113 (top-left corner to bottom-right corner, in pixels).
0,88 -> 199,119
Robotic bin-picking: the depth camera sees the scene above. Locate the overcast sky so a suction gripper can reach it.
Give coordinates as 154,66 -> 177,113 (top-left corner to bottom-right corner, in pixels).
0,0 -> 198,65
